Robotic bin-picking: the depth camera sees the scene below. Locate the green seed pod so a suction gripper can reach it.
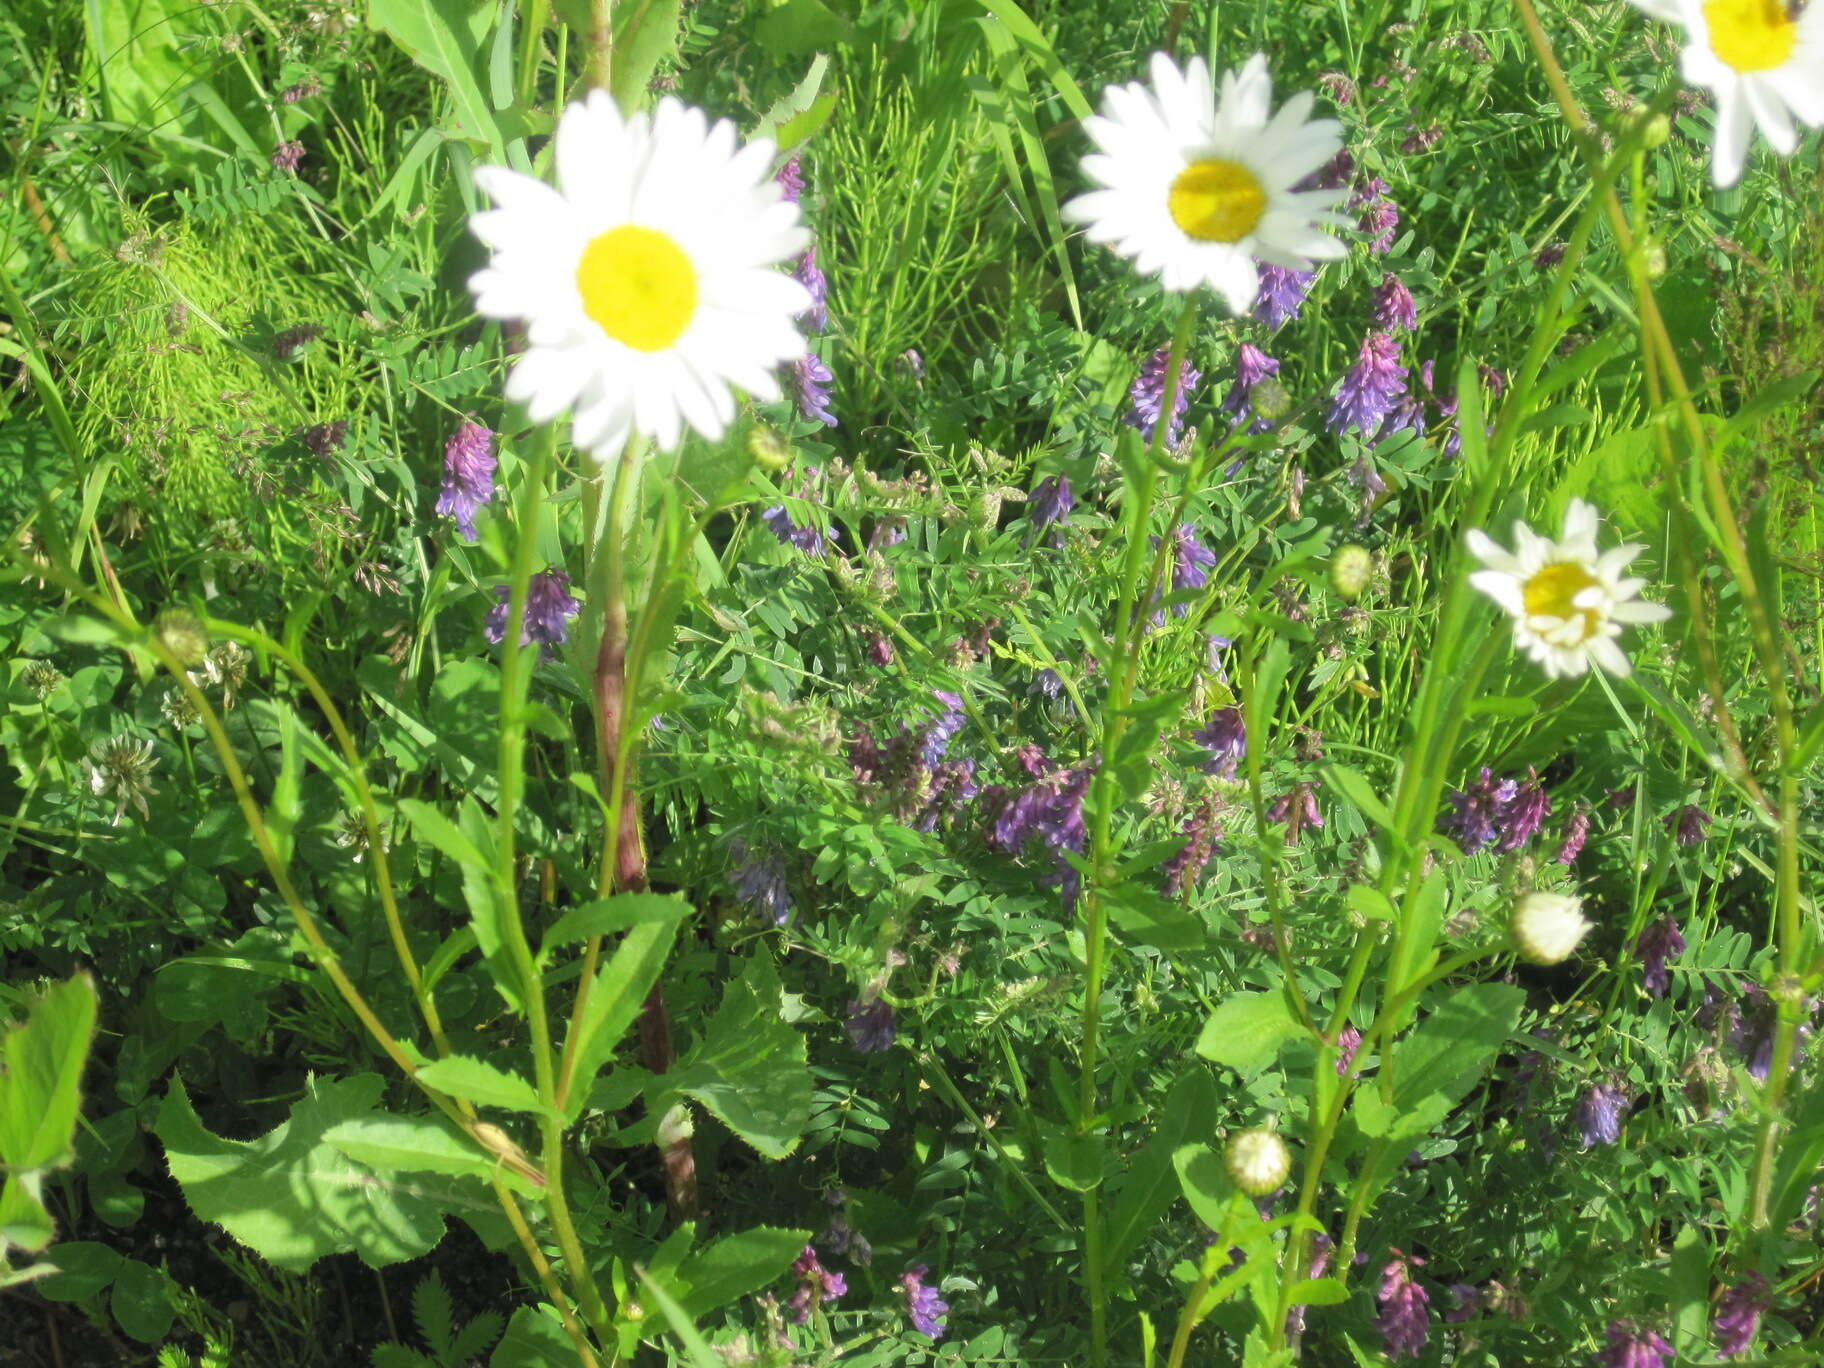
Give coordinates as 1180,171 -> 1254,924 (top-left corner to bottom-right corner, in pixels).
1330,544 -> 1373,601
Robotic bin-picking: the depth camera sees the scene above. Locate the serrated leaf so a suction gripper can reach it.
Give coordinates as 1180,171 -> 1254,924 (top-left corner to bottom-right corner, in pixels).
540,893 -> 689,961
415,1056 -> 550,1117
367,0 -> 503,158
665,954 -> 811,1159
490,1303 -> 570,1366
677,1225 -> 810,1319
413,1270 -> 456,1359
323,1114 -> 498,1183
564,916 -> 684,1121
158,1074 -> 460,1272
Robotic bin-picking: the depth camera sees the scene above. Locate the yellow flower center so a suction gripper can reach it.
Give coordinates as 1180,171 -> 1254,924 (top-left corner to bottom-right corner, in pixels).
575,225 -> 697,352
1704,0 -> 1799,73
1524,561 -> 1602,640
1168,158 -> 1267,243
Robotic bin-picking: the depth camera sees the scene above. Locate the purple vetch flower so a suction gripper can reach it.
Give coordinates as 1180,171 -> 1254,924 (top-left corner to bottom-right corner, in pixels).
730,842 -> 792,926
1372,274 -> 1418,332
900,1265 -> 949,1339
1725,983 -> 1813,1082
1400,123 -> 1444,155
787,1245 -> 846,1323
1439,768 -> 1519,855
1636,917 -> 1686,998
301,420 -> 348,458
775,155 -> 804,203
1556,809 -> 1592,864
1222,343 -> 1281,432
845,998 -> 897,1053
920,690 -> 966,768
868,632 -> 894,667
1599,1321 -> 1673,1368
270,140 -> 305,173
792,353 -> 837,427
1162,800 -> 1222,897
434,420 -> 497,541
982,764 -> 1092,909
1125,346 -> 1201,445
1030,668 -> 1065,701
484,570 -> 581,656
1268,784 -> 1323,844
1347,454 -> 1389,514
1173,525 -> 1217,595
1666,804 -> 1713,847
913,758 -> 978,834
1444,1283 -> 1479,1324
1497,768 -> 1551,853
1205,634 -> 1233,683
1352,178 -> 1400,253
1328,332 -> 1408,437
794,246 -> 829,331
1193,708 -> 1247,780
1713,1271 -> 1770,1358
1575,1083 -> 1627,1147
762,503 -> 826,556
1030,474 -> 1074,531
1336,1025 -> 1362,1076
1376,1252 -> 1430,1360
1285,1232 -> 1334,1336
1254,262 -> 1316,331
1535,241 -> 1568,271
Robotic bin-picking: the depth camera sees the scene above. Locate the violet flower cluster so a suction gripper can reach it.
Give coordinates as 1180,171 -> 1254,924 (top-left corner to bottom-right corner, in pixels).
1438,767 -> 1551,855
1125,345 -> 1201,445
1376,1252 -> 1430,1360
484,570 -> 580,656
434,420 -> 497,541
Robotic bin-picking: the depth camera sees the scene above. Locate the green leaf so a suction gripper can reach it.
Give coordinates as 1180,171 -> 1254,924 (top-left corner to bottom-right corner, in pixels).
367,0 -> 503,158
540,893 -> 689,961
664,954 -> 811,1159
1040,1124 -> 1105,1193
1104,882 -> 1205,953
1670,1224 -> 1709,1355
0,973 -> 98,1171
1287,1276 -> 1349,1308
322,1113 -> 499,1182
564,916 -> 685,1120
1196,990 -> 1305,1078
638,1264 -> 725,1368
111,1258 -> 175,1342
414,1057 -> 550,1118
489,1304 -> 571,1366
752,54 -> 831,145
1319,763 -> 1397,836
413,1270 -> 457,1359
1353,984 -> 1524,1146
1102,1071 -> 1217,1276
158,1074 -> 464,1271
1345,885 -> 1395,923
36,1241 -> 123,1302
1171,1143 -> 1237,1231
676,1225 -> 810,1319
608,0 -> 683,108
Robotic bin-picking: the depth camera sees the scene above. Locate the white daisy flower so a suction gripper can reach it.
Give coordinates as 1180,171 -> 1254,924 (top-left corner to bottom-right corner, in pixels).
1628,0 -> 1824,187
1062,52 -> 1349,315
1466,498 -> 1673,679
467,91 -> 812,458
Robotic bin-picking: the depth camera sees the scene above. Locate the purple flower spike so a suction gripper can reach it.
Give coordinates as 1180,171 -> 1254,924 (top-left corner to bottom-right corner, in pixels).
762,504 -> 826,557
1328,332 -> 1408,437
1352,177 -> 1400,253
1336,1025 -> 1362,1076
1636,917 -> 1686,998
1440,768 -> 1519,855
1126,346 -> 1201,445
1030,474 -> 1074,531
900,1265 -> 949,1339
920,690 -> 966,768
1193,708 -> 1247,779
1714,1270 -> 1770,1358
1173,525 -> 1217,595
775,155 -> 804,204
1222,343 -> 1281,432
1575,1083 -> 1626,1147
787,1245 -> 846,1323
484,570 -> 581,656
1599,1320 -> 1673,1368
1556,809 -> 1592,864
845,999 -> 897,1053
1372,274 -> 1418,332
1497,768 -> 1551,853
1376,1252 -> 1430,1360
1444,1283 -> 1479,1324
1666,804 -> 1713,846
730,842 -> 792,926
270,140 -> 305,173
434,420 -> 497,541
794,246 -> 828,332
793,353 -> 837,427
1254,262 -> 1315,331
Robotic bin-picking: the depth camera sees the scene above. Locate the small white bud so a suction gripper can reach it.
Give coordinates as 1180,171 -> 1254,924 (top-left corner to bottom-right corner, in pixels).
1511,891 -> 1589,966
1224,1127 -> 1292,1196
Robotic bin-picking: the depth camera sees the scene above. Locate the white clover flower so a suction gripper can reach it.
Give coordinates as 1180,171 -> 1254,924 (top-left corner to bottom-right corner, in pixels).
1627,0 -> 1824,187
86,735 -> 159,826
1224,1126 -> 1292,1195
467,91 -> 812,459
1466,498 -> 1672,679
1063,53 -> 1348,315
1511,891 -> 1591,966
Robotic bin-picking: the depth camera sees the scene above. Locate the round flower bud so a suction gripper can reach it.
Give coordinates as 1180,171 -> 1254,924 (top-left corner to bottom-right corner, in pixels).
153,608 -> 209,668
1250,376 -> 1292,423
1641,114 -> 1670,149
1224,1127 -> 1292,1196
747,425 -> 790,471
1641,239 -> 1667,279
1330,544 -> 1373,600
1510,891 -> 1590,966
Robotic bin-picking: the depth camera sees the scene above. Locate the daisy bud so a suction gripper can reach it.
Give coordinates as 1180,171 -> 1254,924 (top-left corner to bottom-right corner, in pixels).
1510,891 -> 1590,966
1330,545 -> 1373,600
748,426 -> 790,471
1224,1126 -> 1292,1195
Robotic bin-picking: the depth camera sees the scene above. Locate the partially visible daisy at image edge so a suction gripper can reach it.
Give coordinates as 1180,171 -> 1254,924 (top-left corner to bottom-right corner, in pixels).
1063,52 -> 1350,314
1626,0 -> 1824,186
1467,498 -> 1672,678
467,90 -> 813,459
